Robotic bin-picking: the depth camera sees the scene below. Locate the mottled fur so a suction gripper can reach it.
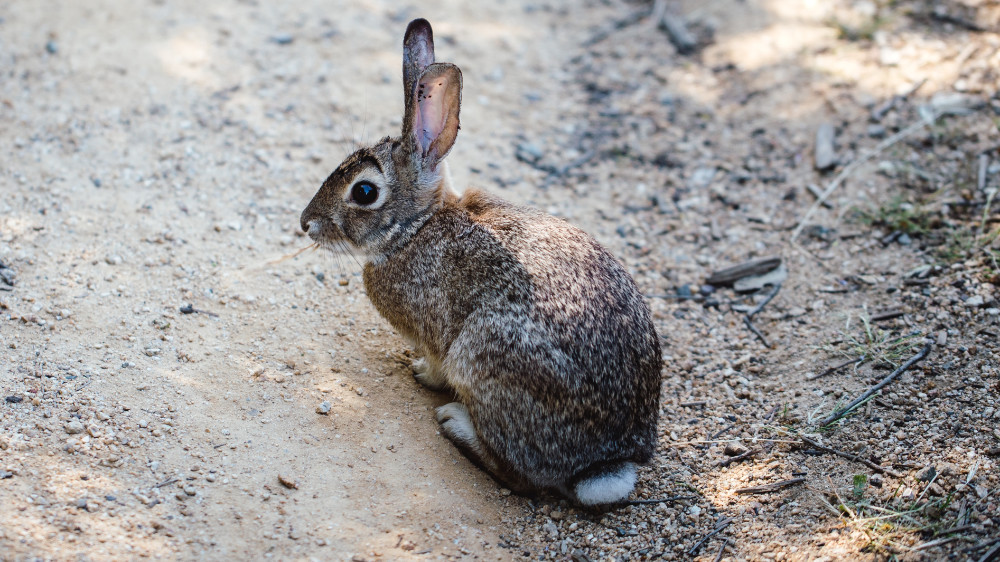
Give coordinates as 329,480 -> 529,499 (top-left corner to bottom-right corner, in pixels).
300,19 -> 661,504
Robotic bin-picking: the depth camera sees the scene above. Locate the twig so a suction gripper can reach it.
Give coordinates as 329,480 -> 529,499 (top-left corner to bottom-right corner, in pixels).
806,184 -> 833,208
179,304 -> 219,317
655,0 -> 698,54
807,356 -> 864,381
154,477 -> 178,488
688,517 -> 733,556
929,11 -> 988,32
799,435 -> 903,478
624,495 -> 698,506
977,541 -> 1000,562
734,477 -> 806,495
817,342 -> 932,427
582,9 -> 649,47
744,283 -> 781,347
964,536 -> 1000,554
871,78 -> 927,121
790,121 -> 927,242
713,538 -> 731,562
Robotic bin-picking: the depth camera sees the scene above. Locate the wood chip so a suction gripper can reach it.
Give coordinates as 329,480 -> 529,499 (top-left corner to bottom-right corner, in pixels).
706,257 -> 782,286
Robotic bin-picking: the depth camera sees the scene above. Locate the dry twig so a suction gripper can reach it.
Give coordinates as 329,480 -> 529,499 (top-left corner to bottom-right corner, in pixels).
688,517 -> 733,556
817,342 -> 932,427
744,283 -> 781,347
734,477 -> 806,495
799,435 -> 903,478
807,355 -> 864,381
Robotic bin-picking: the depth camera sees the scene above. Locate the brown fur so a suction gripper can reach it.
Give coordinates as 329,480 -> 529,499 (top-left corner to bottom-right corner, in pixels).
300,18 -> 661,502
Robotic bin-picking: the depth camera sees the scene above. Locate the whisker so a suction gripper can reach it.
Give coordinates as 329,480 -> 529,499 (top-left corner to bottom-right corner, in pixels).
262,243 -> 319,266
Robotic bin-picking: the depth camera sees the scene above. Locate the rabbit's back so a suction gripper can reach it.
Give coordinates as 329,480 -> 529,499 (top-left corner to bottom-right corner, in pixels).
364,189 -> 660,485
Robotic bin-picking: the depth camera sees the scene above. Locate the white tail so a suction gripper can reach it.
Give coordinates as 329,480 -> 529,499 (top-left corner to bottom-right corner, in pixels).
573,462 -> 637,506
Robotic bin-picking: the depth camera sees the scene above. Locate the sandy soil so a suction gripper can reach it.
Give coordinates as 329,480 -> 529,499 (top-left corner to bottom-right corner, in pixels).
2,0 -> 999,561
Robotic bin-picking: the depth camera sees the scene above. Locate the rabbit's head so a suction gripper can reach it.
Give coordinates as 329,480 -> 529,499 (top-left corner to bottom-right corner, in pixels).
300,19 -> 462,259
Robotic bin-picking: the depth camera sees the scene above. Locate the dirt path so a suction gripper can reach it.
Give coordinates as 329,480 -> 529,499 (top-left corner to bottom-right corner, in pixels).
2,0 -> 999,561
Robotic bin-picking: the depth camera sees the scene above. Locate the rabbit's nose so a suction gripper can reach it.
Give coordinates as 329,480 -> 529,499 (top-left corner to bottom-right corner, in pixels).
300,205 -> 317,235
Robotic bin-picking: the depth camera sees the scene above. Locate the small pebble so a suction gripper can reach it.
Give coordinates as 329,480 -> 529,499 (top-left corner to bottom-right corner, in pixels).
278,473 -> 298,489
270,33 -> 294,45
5,395 -> 22,404
65,420 -> 85,434
105,254 -> 123,265
316,401 -> 332,415
45,40 -> 58,54
724,442 -> 748,456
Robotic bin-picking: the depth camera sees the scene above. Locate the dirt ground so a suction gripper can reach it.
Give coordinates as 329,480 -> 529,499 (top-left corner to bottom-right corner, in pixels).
1,0 -> 999,560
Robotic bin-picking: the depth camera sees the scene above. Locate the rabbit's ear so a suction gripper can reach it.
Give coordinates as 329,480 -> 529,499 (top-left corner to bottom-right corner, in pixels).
406,63 -> 462,169
402,19 -> 435,126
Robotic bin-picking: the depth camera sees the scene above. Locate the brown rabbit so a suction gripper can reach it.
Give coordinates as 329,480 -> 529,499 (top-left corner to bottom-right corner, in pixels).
300,19 -> 661,505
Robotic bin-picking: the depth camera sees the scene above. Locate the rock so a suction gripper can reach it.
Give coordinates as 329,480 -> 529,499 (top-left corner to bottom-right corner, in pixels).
316,401 -> 332,415
689,166 -> 717,189
65,420 -> 85,434
867,124 -> 886,138
105,254 -> 123,265
542,521 -> 559,538
928,92 -> 984,116
278,474 -> 298,489
676,284 -> 693,298
270,33 -> 294,45
5,395 -> 22,404
515,142 -> 544,164
965,295 -> 984,307
550,509 -> 564,520
897,233 -> 912,246
734,263 -> 787,293
814,123 -> 837,171
915,466 -> 936,482
724,442 -> 748,457
45,40 -> 58,54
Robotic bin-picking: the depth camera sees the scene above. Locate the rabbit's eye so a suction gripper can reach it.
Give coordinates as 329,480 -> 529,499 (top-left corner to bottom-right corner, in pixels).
350,181 -> 379,206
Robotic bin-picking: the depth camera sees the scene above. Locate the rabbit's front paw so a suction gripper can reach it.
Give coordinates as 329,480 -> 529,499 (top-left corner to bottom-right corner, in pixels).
412,357 -> 448,390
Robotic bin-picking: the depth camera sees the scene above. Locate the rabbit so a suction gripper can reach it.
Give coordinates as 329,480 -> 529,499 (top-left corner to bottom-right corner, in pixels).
300,18 -> 661,506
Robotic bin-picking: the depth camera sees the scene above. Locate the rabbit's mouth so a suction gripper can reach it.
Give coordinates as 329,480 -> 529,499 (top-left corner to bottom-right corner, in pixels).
302,216 -> 347,247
